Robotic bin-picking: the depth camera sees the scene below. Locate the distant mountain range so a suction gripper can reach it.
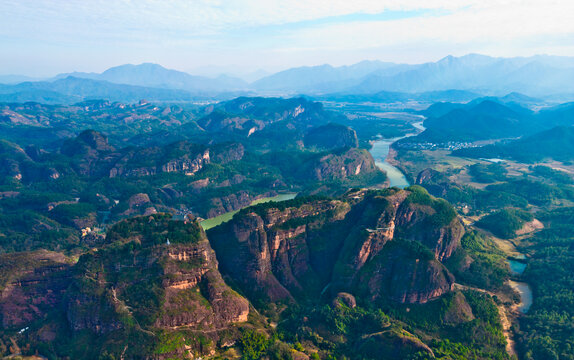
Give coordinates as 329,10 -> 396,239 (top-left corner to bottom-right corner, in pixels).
54,63 -> 249,93
0,54 -> 573,104
254,54 -> 574,97
0,76 -> 195,104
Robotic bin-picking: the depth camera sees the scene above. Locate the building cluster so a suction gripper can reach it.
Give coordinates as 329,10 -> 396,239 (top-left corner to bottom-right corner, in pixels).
396,141 -> 477,151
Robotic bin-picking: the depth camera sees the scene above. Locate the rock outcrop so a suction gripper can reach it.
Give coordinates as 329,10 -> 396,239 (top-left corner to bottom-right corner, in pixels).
302,148 -> 379,181
210,198 -> 351,302
58,131 -> 245,179
67,214 -> 249,335
207,190 -> 254,218
304,123 -> 359,150
0,251 -> 71,328
198,97 -> 335,136
0,140 -> 61,183
209,188 -> 463,306
108,141 -> 211,178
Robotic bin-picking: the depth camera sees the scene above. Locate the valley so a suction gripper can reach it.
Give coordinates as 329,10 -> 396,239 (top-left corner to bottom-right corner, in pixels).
0,82 -> 573,360
2,0 -> 573,357
368,119 -> 426,188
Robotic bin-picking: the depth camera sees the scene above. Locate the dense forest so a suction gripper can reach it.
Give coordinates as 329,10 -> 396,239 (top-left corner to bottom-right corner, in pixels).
0,94 -> 572,359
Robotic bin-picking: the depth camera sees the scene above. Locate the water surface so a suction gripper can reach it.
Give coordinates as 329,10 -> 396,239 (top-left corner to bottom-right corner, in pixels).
368,121 -> 425,188
509,280 -> 533,313
508,259 -> 527,275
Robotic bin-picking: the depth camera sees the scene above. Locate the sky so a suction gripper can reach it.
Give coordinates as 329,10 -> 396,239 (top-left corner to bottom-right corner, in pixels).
1,0 -> 574,77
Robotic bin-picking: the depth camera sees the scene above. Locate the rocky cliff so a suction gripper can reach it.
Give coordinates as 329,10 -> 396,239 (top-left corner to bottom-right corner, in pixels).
66,214 -> 249,357
209,197 -> 351,302
0,140 -> 61,183
58,130 -> 245,179
0,250 -> 71,329
209,187 -> 463,306
304,123 -> 359,150
301,148 -> 379,181
198,97 -> 337,136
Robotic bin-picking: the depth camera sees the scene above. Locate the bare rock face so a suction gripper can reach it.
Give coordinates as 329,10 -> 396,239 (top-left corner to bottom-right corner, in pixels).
108,142 -> 243,178
198,97 -> 332,136
109,142 -> 211,178
156,243 -> 249,329
119,193 -> 154,217
329,189 -> 459,304
0,251 -> 71,328
332,292 -> 357,308
394,190 -> 464,261
207,190 -> 254,218
304,123 -> 359,150
303,148 -> 379,181
357,246 -> 455,304
209,188 -> 463,306
160,149 -> 210,175
209,199 -> 351,302
211,143 -> 245,164
57,130 -> 245,180
67,214 -> 249,335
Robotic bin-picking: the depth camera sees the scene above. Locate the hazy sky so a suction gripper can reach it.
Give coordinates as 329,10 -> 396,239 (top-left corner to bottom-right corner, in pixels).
1,0 -> 574,77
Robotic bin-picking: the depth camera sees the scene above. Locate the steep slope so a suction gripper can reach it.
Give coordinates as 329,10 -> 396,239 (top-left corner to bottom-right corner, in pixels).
66,214 -> 249,358
209,187 -> 463,306
197,96 -> 339,136
0,250 -> 72,329
300,148 -> 378,181
304,123 -> 359,150
453,125 -> 574,162
0,214 -> 251,359
419,100 -> 530,141
59,129 -> 245,178
0,140 -> 61,183
405,99 -> 574,145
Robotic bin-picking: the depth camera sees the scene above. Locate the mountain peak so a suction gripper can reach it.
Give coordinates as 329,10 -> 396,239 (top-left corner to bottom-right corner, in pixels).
438,55 -> 456,63
102,62 -> 174,75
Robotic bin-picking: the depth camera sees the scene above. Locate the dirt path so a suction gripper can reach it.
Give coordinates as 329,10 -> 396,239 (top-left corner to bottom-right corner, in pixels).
454,283 -> 518,358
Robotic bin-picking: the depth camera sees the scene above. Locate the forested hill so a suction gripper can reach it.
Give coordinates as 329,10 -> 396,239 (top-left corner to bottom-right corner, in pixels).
410,100 -> 574,143
453,125 -> 574,162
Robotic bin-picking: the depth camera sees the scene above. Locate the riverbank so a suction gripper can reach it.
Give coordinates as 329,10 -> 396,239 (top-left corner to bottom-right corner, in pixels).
481,234 -> 534,358
368,120 -> 425,188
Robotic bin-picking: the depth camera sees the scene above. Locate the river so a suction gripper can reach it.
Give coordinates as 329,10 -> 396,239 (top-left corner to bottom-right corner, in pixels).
200,193 -> 297,230
509,280 -> 533,313
507,258 -> 533,313
369,120 -> 425,188
371,118 -> 534,315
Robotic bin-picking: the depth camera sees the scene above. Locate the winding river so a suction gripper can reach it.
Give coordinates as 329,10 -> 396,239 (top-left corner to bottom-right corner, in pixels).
508,258 -> 533,313
369,120 -> 426,188
370,117 -> 534,315
201,118 -> 534,315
